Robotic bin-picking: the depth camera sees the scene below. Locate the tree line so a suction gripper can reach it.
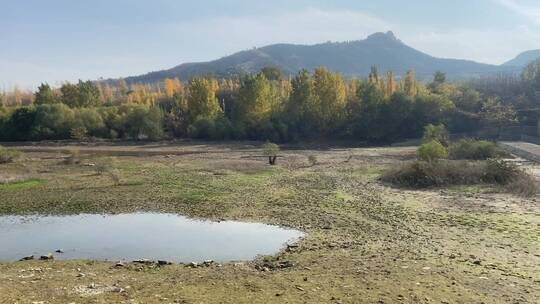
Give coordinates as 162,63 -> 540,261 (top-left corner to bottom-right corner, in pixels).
1,61 -> 538,143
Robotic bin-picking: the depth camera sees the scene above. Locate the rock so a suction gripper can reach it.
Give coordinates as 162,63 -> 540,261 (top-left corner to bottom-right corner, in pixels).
112,287 -> 125,293
19,255 -> 34,261
133,259 -> 153,265
158,260 -> 172,266
187,262 -> 199,268
114,262 -> 125,267
202,260 -> 214,267
472,260 -> 482,265
76,273 -> 85,278
40,253 -> 54,260
277,261 -> 295,269
55,249 -> 64,253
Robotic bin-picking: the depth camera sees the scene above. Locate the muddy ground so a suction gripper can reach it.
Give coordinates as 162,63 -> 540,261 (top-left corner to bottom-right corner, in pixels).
0,142 -> 538,303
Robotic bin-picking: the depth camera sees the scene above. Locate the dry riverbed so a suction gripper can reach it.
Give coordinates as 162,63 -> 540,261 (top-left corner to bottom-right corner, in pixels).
0,142 -> 538,303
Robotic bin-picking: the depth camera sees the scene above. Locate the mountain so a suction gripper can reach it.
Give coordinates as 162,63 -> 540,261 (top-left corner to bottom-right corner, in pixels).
124,31 -> 517,84
503,50 -> 540,67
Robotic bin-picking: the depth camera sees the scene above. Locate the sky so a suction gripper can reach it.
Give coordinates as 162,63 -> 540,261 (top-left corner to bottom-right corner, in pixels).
2,0 -> 540,89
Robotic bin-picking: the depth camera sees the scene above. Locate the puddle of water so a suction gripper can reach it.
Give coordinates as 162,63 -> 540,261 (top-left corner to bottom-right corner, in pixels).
0,213 -> 303,262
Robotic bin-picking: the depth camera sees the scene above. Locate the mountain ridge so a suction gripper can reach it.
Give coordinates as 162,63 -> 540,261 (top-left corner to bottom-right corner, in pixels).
124,31 -> 522,84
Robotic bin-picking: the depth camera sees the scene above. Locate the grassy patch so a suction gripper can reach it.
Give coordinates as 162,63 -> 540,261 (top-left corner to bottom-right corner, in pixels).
0,178 -> 45,190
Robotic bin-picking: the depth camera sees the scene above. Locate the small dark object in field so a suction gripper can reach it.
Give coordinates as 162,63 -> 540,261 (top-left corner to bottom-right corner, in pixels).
19,255 -> 34,261
40,253 -> 54,260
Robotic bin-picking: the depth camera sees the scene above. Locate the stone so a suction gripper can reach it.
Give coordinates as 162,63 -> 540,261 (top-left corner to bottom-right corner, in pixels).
19,255 -> 34,261
55,249 -> 64,253
158,260 -> 172,266
40,253 -> 54,260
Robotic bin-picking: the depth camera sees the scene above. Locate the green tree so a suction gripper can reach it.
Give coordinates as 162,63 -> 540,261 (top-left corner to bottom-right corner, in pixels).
60,80 -> 100,108
285,70 -> 315,135
34,83 -> 58,105
187,78 -> 222,123
312,67 -> 347,134
236,73 -> 278,124
480,97 -> 517,138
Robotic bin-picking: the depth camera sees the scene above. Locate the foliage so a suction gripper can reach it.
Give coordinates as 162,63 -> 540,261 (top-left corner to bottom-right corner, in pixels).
0,146 -> 21,164
448,139 -> 506,160
417,140 -> 448,162
61,80 -> 101,108
382,159 -> 537,196
187,77 -> 222,123
34,83 -> 58,105
262,141 -> 280,165
70,127 -> 88,140
0,63 -> 537,144
422,124 -> 450,147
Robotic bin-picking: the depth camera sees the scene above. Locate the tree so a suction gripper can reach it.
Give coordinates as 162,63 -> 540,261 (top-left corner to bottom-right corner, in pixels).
60,80 -> 100,107
368,66 -> 379,84
34,83 -> 58,105
522,59 -> 540,90
282,70 -> 314,138
262,141 -> 280,165
403,69 -> 417,96
480,97 -> 517,138
260,66 -> 283,81
312,68 -> 347,134
385,71 -> 396,97
164,78 -> 183,98
236,73 -> 278,125
187,77 -> 222,122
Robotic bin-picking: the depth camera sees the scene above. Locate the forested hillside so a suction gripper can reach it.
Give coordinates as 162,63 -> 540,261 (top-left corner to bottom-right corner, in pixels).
124,32 -> 515,84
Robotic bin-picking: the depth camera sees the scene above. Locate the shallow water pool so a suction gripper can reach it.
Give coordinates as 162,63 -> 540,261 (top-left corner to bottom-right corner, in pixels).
0,213 -> 304,262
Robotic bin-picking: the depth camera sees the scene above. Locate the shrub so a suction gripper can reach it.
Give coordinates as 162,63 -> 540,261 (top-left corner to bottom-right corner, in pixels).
417,140 -> 448,162
449,139 -> 506,160
483,159 -> 521,184
422,124 -> 449,147
381,159 -> 538,196
262,142 -> 280,165
0,146 -> 21,164
70,126 -> 88,140
381,160 -> 482,188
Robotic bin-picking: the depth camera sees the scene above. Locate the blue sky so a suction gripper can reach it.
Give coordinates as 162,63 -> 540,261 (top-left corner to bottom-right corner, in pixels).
2,0 -> 540,88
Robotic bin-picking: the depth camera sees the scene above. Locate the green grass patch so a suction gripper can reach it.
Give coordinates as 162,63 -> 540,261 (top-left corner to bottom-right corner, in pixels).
0,178 -> 46,190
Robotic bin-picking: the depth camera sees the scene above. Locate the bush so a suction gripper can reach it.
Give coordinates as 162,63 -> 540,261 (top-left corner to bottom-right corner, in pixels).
70,126 -> 88,140
449,139 -> 506,160
262,141 -> 280,165
422,124 -> 449,147
483,159 -> 521,184
0,146 -> 21,164
381,159 -> 538,196
417,140 -> 448,162
381,160 -> 481,188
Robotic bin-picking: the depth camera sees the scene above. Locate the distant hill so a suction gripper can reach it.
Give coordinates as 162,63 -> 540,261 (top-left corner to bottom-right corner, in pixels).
503,50 -> 540,67
124,31 -> 520,84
